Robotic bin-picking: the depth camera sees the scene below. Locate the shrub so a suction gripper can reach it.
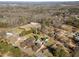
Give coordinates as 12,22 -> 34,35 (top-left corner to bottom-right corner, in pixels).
53,48 -> 70,57
65,16 -> 79,28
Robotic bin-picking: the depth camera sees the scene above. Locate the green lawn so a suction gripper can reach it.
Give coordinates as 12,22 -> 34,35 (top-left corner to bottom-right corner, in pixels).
0,40 -> 22,57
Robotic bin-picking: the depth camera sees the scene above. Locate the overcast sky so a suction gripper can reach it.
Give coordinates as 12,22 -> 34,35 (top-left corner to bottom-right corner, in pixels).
0,0 -> 78,2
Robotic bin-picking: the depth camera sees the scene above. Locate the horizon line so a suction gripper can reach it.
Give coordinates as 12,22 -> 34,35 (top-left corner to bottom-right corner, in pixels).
0,1 -> 78,2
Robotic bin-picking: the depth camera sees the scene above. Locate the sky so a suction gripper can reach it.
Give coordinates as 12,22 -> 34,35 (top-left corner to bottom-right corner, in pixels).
0,0 -> 78,2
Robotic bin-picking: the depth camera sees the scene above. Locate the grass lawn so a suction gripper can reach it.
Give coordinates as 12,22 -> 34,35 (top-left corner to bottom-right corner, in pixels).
0,40 -> 22,57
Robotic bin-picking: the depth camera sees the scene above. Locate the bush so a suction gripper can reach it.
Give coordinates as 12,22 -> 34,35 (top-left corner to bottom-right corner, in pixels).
0,22 -> 9,28
53,48 -> 70,57
68,8 -> 79,14
65,16 -> 79,28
